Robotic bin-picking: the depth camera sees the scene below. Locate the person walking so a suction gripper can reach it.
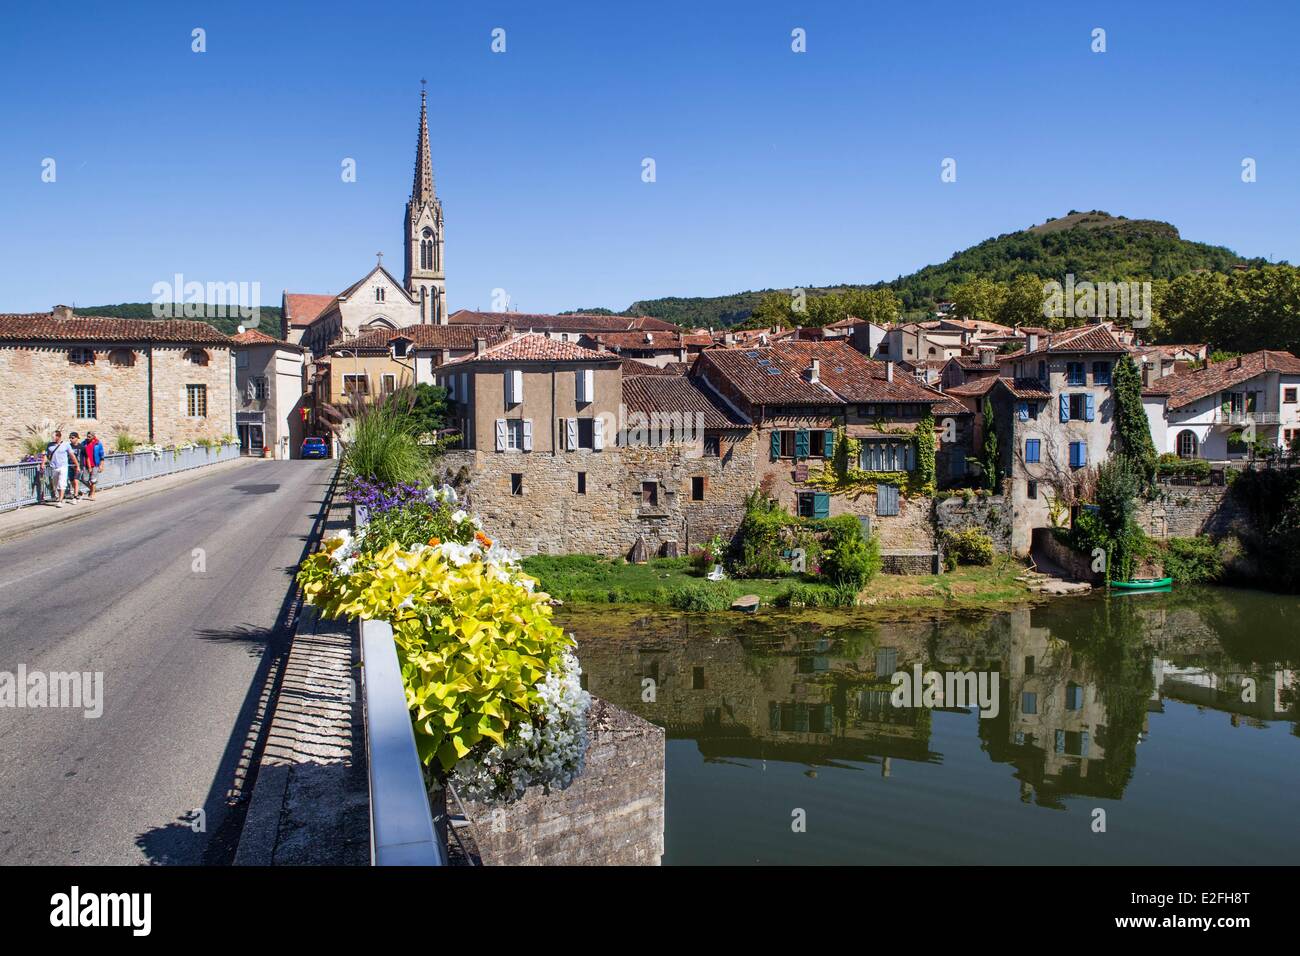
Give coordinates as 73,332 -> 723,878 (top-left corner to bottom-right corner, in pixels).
66,431 -> 83,501
42,430 -> 73,506
82,430 -> 105,500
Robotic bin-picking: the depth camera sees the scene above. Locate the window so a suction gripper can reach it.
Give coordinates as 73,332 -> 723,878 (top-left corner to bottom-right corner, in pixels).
185,349 -> 209,366
1067,393 -> 1093,420
575,368 -> 594,403
1024,656 -> 1035,676
392,339 -> 409,357
74,384 -> 97,419
1065,683 -> 1084,711
343,374 -> 369,395
860,441 -> 915,472
1066,362 -> 1086,385
504,368 -> 523,405
577,417 -> 595,449
808,430 -> 828,457
109,348 -> 135,367
1036,361 -> 1046,382
1027,479 -> 1038,500
703,433 -> 721,458
236,350 -> 249,368
1022,692 -> 1038,715
779,431 -> 796,458
692,667 -> 706,690
381,373 -> 396,395
797,491 -> 830,518
187,384 -> 208,418
1069,441 -> 1087,468
506,419 -> 525,450
691,476 -> 706,501
1285,387 -> 1298,404
375,287 -> 385,303
877,484 -> 900,516
253,376 -> 268,400
1024,438 -> 1041,463
1092,361 -> 1111,385
641,481 -> 659,507
577,472 -> 587,494
1176,430 -> 1199,459
68,347 -> 94,365
510,473 -> 523,496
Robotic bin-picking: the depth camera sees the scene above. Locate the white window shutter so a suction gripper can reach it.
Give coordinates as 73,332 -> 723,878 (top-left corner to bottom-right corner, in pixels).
566,417 -> 578,450
507,368 -> 522,404
593,416 -> 604,450
495,418 -> 506,452
577,368 -> 593,403
460,373 -> 467,405
522,419 -> 533,452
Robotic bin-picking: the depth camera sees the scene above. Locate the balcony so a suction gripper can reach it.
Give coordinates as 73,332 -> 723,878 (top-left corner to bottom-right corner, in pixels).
1216,410 -> 1280,425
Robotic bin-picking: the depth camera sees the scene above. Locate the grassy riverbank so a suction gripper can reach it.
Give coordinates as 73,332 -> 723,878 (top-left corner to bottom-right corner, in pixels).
520,553 -> 1038,613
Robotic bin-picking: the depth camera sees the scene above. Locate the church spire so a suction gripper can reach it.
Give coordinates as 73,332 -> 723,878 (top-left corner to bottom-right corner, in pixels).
412,81 -> 434,204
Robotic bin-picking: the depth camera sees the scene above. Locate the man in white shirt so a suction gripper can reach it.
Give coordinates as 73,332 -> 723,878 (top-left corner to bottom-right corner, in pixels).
43,430 -> 72,506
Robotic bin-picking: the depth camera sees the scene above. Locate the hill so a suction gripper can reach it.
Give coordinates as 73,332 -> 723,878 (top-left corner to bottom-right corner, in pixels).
73,303 -> 283,338
597,211 -> 1271,328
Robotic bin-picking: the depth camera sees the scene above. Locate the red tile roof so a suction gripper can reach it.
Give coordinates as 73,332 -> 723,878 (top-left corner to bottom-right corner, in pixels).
621,358 -> 683,377
232,328 -> 302,349
0,312 -> 232,345
440,332 -> 616,365
1020,323 -> 1129,355
282,293 -> 335,328
945,377 -> 1000,398
622,375 -> 749,428
1161,350 -> 1300,410
448,310 -> 680,333
697,341 -> 942,406
329,324 -> 509,354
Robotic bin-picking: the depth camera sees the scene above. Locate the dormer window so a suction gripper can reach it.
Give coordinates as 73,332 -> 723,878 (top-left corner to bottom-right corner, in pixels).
185,348 -> 210,366
392,339 -> 410,358
68,347 -> 94,365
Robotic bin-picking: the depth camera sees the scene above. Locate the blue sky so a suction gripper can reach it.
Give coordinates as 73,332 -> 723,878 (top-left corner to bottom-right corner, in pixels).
1,0 -> 1297,315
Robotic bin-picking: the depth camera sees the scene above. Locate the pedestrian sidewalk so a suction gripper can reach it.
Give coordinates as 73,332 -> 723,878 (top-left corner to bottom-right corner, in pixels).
0,456 -> 253,543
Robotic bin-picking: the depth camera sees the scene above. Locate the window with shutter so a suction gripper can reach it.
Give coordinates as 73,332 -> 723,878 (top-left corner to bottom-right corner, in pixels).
770,430 -> 781,461
1025,438 -> 1040,463
494,419 -> 507,452
1017,402 -> 1028,422
593,416 -> 604,450
813,492 -> 830,519
1084,393 -> 1095,422
823,429 -> 835,458
794,429 -> 810,458
1059,394 -> 1070,422
522,419 -> 533,452
566,417 -> 579,451
877,484 -> 899,516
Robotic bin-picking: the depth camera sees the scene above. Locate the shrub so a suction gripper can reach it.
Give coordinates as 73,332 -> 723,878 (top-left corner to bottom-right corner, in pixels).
1156,453 -> 1211,481
1159,536 -> 1223,584
736,489 -> 788,577
342,394 -> 430,486
774,581 -> 859,608
818,515 -> 880,589
669,580 -> 740,611
689,547 -> 714,575
942,528 -> 995,568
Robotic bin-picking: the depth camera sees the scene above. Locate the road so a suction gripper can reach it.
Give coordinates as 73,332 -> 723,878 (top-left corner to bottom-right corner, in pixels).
0,459 -> 336,864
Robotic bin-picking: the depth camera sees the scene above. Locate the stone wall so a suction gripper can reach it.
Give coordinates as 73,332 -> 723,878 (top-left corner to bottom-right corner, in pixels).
0,343 -> 234,461
459,698 -> 664,865
881,551 -> 939,575
1136,484 -> 1251,540
935,495 -> 1013,552
1031,527 -> 1102,583
439,430 -> 759,558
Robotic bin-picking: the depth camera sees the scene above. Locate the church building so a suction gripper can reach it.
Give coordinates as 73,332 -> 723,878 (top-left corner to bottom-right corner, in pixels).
287,86 -> 449,358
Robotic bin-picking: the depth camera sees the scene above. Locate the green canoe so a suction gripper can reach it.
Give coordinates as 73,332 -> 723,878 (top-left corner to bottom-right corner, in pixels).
1109,577 -> 1173,590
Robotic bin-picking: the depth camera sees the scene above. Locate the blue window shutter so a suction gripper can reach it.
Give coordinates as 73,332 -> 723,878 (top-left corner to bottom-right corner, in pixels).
769,702 -> 780,731
1084,393 -> 1095,422
770,430 -> 781,460
877,484 -> 899,516
824,429 -> 836,458
813,492 -> 830,519
1069,442 -> 1079,468
1025,438 -> 1040,463
1055,730 -> 1066,754
1017,402 -> 1028,422
906,443 -> 916,471
795,429 -> 810,458
1080,731 -> 1091,757
1059,394 -> 1070,422
1079,442 -> 1088,466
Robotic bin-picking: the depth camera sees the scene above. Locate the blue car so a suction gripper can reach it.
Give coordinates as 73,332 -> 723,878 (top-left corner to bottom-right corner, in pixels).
300,437 -> 329,459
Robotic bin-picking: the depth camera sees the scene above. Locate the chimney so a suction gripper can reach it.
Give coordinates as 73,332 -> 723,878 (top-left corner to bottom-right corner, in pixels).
52,304 -> 73,321
808,358 -> 820,384
1026,332 -> 1039,353
475,337 -> 487,357
1142,362 -> 1151,386
979,346 -> 995,366
678,348 -> 687,362
885,361 -> 895,383
644,332 -> 654,344
724,332 -> 736,346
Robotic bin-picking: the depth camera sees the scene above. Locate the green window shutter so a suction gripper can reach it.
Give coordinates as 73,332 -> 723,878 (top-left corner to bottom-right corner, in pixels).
824,429 -> 835,458
795,429 -> 810,458
770,430 -> 782,460
813,492 -> 830,519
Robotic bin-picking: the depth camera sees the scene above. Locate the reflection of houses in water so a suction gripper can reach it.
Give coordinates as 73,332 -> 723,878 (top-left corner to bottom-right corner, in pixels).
575,617 -> 940,768
1153,660 -> 1296,726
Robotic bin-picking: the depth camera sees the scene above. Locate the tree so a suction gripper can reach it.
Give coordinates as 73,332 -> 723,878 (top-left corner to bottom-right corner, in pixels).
952,277 -> 1007,325
390,383 -> 450,440
1095,456 -> 1146,581
915,407 -> 936,490
1111,355 -> 1157,482
981,396 -> 999,492
997,274 -> 1049,328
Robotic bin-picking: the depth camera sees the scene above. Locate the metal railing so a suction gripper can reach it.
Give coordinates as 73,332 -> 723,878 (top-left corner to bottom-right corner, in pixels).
1216,410 -> 1281,425
0,442 -> 242,513
360,618 -> 447,866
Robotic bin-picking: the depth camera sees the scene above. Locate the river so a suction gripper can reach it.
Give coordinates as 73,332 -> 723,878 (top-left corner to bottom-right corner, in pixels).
558,587 -> 1300,864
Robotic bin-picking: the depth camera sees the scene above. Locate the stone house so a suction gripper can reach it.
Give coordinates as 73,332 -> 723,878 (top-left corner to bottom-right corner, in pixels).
1141,349 -> 1300,460
989,323 -> 1129,553
231,329 -> 307,459
0,307 -> 234,461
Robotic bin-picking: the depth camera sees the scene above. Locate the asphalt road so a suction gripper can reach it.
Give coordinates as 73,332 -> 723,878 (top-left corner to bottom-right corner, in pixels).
0,459 -> 337,865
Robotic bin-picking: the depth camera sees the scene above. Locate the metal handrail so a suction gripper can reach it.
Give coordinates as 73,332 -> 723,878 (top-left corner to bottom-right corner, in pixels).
360,618 -> 446,866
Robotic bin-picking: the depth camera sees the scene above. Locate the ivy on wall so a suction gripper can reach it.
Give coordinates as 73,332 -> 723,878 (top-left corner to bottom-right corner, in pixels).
805,426 -> 935,499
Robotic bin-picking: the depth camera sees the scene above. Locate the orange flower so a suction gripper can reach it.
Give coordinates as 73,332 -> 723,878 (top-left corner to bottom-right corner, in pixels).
427,537 -> 441,546
475,531 -> 493,548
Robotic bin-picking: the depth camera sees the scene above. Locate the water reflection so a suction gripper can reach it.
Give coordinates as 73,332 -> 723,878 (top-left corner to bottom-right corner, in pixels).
561,589 -> 1300,863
